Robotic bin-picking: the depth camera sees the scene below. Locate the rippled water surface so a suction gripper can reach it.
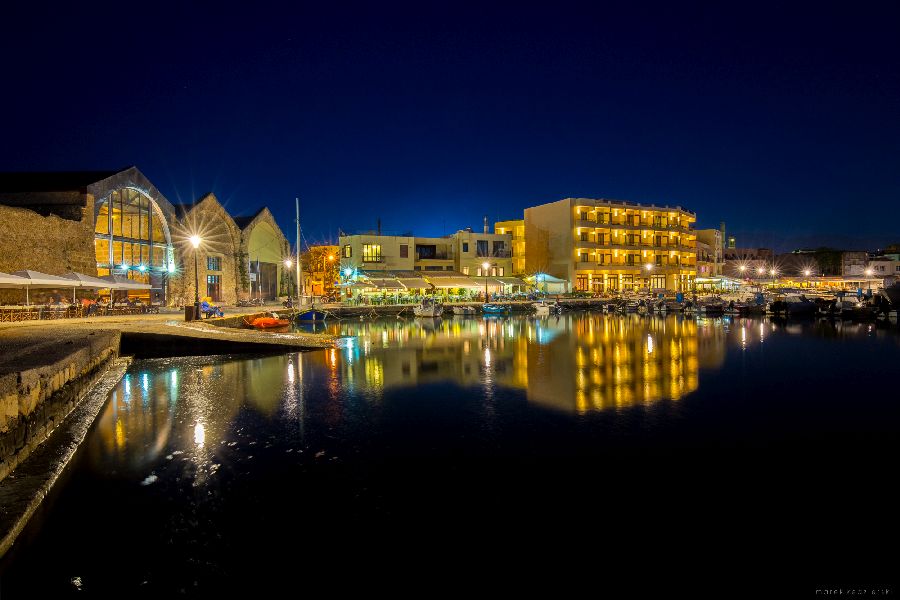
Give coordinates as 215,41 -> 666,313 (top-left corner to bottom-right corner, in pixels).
2,314 -> 898,594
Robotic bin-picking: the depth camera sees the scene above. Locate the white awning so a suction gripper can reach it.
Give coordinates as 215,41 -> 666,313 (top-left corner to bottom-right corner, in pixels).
493,277 -> 527,286
61,271 -> 116,288
0,271 -> 30,288
527,274 -> 567,284
12,270 -> 77,286
396,278 -> 432,289
427,276 -> 483,289
362,278 -> 405,290
100,275 -> 152,290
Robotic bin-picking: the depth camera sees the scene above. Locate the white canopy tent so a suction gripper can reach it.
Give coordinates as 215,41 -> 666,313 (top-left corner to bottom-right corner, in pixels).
61,271 -> 121,303
0,271 -> 31,289
100,274 -> 152,291
12,270 -> 80,305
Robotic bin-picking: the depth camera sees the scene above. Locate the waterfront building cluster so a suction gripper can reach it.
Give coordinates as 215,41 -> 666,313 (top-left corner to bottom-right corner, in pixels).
1,165 -> 896,306
0,167 -> 289,306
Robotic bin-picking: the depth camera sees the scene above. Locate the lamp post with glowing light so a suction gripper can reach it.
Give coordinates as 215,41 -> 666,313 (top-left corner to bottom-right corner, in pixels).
770,268 -> 777,288
803,269 -> 811,289
482,261 -> 491,302
343,267 -> 354,303
322,254 -> 335,296
645,263 -> 654,291
284,259 -> 294,307
189,235 -> 201,320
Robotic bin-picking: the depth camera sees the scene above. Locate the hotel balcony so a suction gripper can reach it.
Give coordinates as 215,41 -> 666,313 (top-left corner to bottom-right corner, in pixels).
577,241 -> 697,252
475,249 -> 512,258
575,261 -> 689,272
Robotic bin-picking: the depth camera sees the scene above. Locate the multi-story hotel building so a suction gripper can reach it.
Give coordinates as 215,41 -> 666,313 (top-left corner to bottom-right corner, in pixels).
524,198 -> 697,292
493,219 -> 525,275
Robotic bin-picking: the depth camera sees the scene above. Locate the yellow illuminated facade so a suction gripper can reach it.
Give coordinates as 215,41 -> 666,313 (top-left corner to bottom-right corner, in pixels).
524,198 -> 697,291
94,186 -> 174,286
494,219 -> 525,275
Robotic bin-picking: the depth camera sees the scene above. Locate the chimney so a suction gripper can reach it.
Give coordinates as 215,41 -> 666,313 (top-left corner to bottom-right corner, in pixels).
483,216 -> 488,234
377,218 -> 381,236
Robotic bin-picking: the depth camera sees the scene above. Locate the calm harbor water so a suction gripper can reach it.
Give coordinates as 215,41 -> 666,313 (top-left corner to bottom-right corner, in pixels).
2,314 -> 898,593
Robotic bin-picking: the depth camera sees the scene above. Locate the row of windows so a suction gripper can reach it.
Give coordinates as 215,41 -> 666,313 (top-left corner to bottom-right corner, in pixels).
95,239 -> 168,268
577,211 -> 691,228
460,266 -> 505,276
579,252 -> 682,266
343,240 -> 508,260
575,274 -> 670,291
578,232 -> 686,246
95,188 -> 167,243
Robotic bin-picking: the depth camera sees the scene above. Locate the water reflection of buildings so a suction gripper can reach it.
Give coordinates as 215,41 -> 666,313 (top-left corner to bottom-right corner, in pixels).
327,314 -> 723,414
535,315 -> 703,413
89,355 -> 297,472
88,315 -> 726,468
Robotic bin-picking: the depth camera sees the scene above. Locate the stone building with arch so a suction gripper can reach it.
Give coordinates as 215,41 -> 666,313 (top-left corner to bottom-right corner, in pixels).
234,208 -> 291,302
0,166 -> 289,306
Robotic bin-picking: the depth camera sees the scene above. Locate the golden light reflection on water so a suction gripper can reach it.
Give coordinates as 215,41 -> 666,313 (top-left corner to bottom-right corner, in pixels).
84,318 -> 894,470
323,314 -> 722,414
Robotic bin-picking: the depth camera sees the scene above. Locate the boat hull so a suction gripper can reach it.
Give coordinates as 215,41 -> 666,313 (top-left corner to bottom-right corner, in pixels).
296,310 -> 327,321
482,304 -> 509,315
881,283 -> 900,308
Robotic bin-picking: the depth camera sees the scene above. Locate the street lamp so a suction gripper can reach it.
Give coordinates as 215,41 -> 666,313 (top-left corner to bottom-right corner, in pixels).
482,261 -> 491,302
739,264 -> 746,277
644,263 -> 653,290
803,269 -> 811,289
189,235 -> 202,320
320,254 -> 335,296
284,259 -> 293,303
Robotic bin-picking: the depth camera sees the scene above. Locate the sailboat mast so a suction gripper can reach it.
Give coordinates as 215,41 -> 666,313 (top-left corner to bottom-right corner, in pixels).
295,197 -> 303,305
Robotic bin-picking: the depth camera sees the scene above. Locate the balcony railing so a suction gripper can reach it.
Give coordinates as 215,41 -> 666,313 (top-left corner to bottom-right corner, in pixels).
416,253 -> 451,260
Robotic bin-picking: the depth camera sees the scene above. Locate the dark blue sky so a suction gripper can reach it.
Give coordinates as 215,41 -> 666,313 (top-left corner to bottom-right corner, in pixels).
2,2 -> 898,251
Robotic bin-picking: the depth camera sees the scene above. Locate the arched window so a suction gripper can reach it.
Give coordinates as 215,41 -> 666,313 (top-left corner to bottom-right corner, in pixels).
94,187 -> 173,283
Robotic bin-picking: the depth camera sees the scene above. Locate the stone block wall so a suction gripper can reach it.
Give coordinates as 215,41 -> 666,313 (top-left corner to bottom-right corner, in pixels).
0,198 -> 97,305
169,194 -> 241,305
0,330 -> 119,481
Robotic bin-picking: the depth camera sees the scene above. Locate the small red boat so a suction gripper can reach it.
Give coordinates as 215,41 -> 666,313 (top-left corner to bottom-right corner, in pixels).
243,316 -> 290,329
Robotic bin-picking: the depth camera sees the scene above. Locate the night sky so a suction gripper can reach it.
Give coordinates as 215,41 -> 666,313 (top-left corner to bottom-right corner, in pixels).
2,2 -> 898,251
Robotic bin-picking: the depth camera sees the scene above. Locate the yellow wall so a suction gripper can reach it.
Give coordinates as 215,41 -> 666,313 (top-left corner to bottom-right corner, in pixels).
525,198 -> 698,291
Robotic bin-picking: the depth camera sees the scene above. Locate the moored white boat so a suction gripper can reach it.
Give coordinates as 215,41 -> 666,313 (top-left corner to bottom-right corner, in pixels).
532,301 -> 561,316
414,297 -> 444,317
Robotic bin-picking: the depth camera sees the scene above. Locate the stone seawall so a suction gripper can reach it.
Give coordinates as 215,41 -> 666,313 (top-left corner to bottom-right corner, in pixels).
0,331 -> 120,481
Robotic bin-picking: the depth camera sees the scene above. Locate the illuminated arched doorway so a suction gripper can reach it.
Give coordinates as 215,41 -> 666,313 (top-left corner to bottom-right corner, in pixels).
94,187 -> 173,301
245,220 -> 285,300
